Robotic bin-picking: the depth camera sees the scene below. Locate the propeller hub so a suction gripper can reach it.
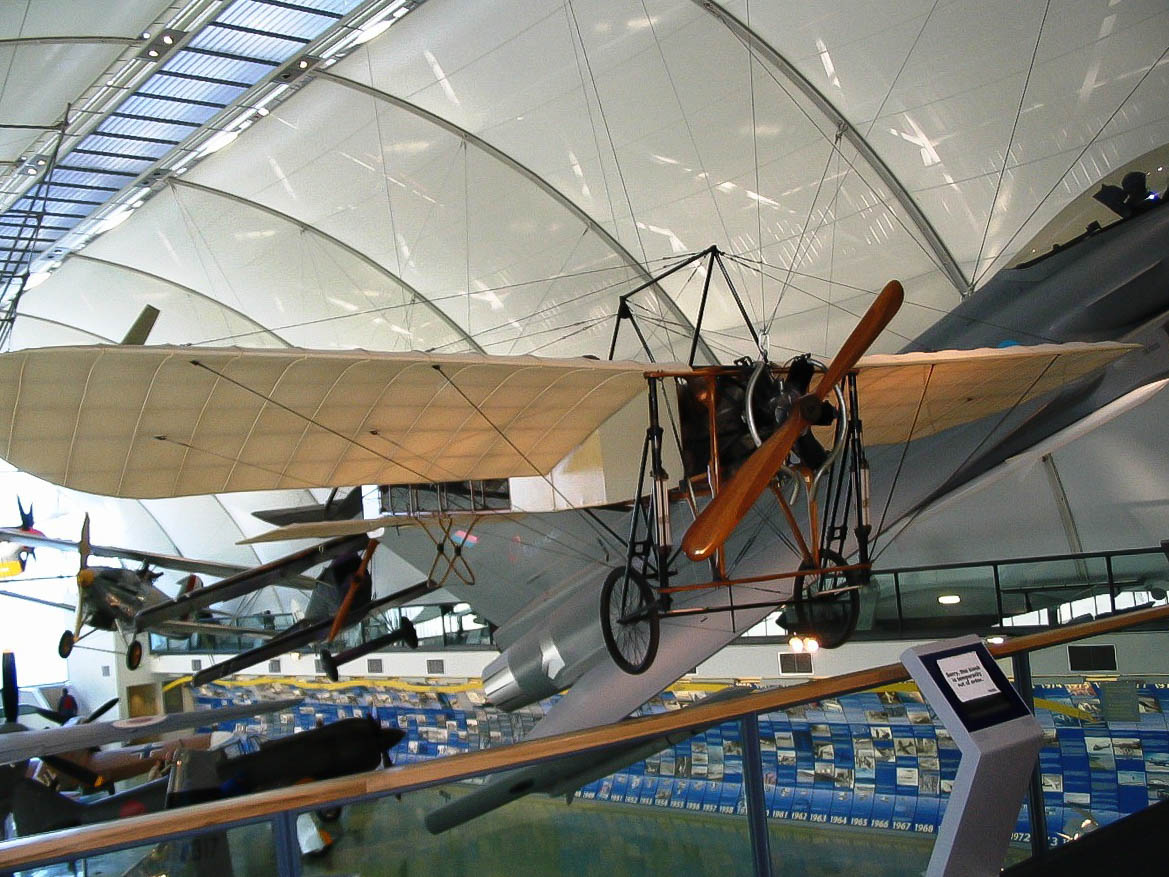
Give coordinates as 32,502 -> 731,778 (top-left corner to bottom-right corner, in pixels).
77,569 -> 95,588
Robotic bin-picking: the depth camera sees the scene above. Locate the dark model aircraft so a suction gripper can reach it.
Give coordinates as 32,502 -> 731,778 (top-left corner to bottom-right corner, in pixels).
0,651 -> 301,836
10,713 -> 402,836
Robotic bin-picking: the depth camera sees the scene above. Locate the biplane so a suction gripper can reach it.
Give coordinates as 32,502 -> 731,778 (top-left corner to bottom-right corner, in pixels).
131,532 -> 424,686
0,249 -> 1137,810
0,518 -> 422,678
0,516 -> 333,670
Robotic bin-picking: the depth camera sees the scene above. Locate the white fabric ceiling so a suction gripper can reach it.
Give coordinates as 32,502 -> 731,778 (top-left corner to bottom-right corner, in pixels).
2,0 -> 1168,573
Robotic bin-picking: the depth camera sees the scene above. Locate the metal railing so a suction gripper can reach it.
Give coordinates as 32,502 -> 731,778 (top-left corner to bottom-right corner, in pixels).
5,602 -> 1169,875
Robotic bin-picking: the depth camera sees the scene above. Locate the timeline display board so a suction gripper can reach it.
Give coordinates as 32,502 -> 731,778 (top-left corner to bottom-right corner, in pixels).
902,636 -> 1043,877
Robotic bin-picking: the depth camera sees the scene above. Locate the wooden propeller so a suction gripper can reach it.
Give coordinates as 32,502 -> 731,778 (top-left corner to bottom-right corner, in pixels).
681,279 -> 904,562
326,538 -> 379,643
72,514 -> 92,638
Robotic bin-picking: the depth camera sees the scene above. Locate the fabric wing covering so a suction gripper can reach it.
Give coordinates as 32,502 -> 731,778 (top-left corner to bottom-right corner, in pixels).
0,341 -> 1135,501
0,346 -> 652,498
854,341 -> 1137,446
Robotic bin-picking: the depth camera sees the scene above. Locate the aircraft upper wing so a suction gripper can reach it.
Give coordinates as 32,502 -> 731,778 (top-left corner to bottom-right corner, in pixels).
0,527 -> 320,589
0,697 -> 302,765
0,345 -> 652,499
854,341 -> 1136,445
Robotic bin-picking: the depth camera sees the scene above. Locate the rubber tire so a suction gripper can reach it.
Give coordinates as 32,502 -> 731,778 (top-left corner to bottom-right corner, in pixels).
126,639 -> 143,671
792,548 -> 861,649
58,630 -> 74,659
600,567 -> 660,675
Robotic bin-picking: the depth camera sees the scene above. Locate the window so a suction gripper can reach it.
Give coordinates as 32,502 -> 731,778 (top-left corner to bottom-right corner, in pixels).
191,659 -> 202,672
427,659 -> 445,674
1067,644 -> 1117,672
268,659 -> 281,673
779,652 -> 813,675
367,658 -> 383,673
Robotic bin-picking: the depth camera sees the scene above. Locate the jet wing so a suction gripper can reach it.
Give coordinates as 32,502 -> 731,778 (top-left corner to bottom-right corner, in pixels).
0,345 -> 652,499
0,697 -> 302,765
854,341 -> 1136,445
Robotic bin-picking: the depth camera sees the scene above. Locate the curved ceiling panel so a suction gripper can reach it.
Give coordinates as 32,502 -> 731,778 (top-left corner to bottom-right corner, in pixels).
729,0 -> 1169,285
14,254 -> 291,348
332,0 -> 951,357
0,0 -> 172,162
179,76 -> 686,359
57,181 -> 475,353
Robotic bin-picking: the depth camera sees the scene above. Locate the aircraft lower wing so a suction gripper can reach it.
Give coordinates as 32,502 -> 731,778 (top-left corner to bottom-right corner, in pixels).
133,533 -> 371,631
188,581 -> 432,686
155,618 -> 275,639
0,697 -> 302,765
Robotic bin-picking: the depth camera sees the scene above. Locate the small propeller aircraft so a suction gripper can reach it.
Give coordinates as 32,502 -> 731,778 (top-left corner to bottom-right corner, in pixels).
16,515 -> 286,671
0,517 -> 339,671
132,533 -> 424,686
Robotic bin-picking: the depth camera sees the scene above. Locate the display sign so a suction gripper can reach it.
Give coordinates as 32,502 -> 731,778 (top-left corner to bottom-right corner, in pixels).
937,652 -> 1000,702
919,642 -> 1031,734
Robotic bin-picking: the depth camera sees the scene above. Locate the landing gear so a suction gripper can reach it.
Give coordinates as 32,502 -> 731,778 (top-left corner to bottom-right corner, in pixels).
600,567 -> 659,675
58,630 -> 74,659
126,639 -> 143,671
789,549 -> 861,649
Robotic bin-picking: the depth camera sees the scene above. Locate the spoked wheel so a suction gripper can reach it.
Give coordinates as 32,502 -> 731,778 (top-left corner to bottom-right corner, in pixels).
789,548 -> 861,649
58,630 -> 74,659
600,567 -> 660,675
126,639 -> 143,671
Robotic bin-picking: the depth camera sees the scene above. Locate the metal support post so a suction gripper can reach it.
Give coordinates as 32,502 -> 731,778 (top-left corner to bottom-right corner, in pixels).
272,810 -> 303,877
1011,652 -> 1048,860
740,714 -> 773,877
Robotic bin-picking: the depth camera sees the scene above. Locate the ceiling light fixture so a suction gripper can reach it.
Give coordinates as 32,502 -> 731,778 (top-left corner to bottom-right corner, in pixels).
937,594 -> 961,605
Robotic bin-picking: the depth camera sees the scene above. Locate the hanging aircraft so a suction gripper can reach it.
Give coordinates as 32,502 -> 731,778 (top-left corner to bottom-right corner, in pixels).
0,515 -> 295,671
0,500 -> 42,579
0,201 -> 1159,828
9,713 -> 403,837
130,534 -> 427,686
0,520 -> 423,676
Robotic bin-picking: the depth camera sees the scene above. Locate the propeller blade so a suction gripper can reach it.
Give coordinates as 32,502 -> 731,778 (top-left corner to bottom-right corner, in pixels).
78,514 -> 90,571
326,539 -> 378,643
682,280 -> 903,562
71,599 -> 85,640
812,279 -> 903,401
683,413 -> 807,561
83,697 -> 119,724
21,705 -> 70,725
2,651 -> 17,725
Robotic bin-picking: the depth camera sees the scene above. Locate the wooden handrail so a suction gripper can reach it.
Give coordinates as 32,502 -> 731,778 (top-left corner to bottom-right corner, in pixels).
2,601 -> 1167,869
